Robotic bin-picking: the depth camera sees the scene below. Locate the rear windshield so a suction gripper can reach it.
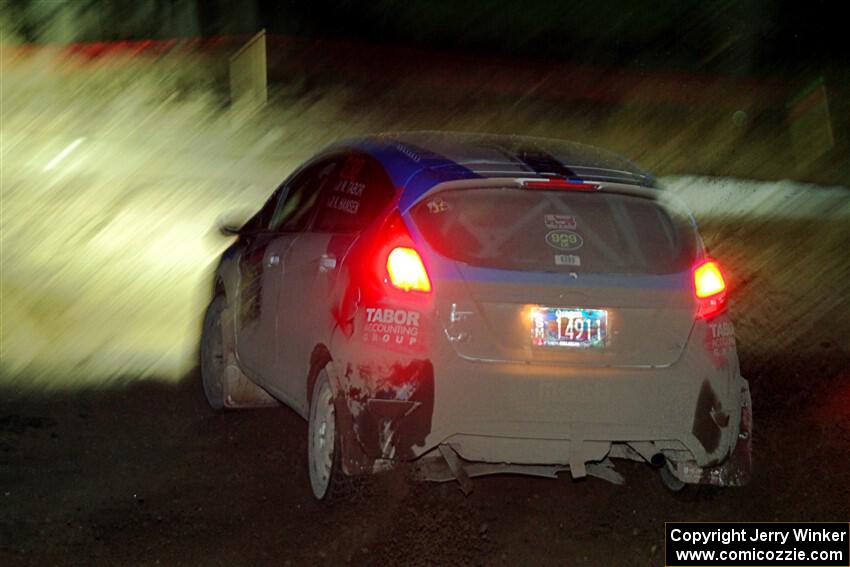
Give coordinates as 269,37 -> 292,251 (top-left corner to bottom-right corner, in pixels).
411,188 -> 696,275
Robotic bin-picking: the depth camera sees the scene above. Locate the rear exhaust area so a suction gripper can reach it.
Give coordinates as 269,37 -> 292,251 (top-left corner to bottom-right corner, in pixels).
415,444 -> 626,494
650,453 -> 666,469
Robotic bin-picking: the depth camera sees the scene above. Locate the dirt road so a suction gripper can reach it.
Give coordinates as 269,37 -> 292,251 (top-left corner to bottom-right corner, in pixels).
3,47 -> 849,567
2,342 -> 848,566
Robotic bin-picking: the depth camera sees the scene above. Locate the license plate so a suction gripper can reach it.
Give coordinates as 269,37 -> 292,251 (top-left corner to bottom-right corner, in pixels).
531,307 -> 608,348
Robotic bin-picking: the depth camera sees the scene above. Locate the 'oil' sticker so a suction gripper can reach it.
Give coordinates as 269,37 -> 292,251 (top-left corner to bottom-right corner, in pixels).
544,214 -> 576,229
555,254 -> 581,266
545,230 -> 583,251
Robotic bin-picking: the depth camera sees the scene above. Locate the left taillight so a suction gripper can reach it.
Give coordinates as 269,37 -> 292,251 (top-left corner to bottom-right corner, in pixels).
386,246 -> 432,293
693,259 -> 727,319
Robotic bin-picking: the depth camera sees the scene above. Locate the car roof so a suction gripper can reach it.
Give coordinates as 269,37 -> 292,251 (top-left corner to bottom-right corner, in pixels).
323,131 -> 658,212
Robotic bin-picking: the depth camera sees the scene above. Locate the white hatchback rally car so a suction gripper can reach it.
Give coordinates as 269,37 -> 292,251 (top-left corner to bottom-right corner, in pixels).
201,132 -> 752,499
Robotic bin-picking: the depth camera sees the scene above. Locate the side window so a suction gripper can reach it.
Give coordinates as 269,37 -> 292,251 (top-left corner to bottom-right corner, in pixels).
312,154 -> 395,233
241,185 -> 284,233
270,160 -> 339,232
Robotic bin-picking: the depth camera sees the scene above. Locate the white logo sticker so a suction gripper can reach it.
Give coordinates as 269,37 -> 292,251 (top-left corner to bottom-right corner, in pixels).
365,307 -> 420,326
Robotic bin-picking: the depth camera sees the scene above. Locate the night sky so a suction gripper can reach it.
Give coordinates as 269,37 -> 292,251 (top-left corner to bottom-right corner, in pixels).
254,0 -> 848,77
6,0 -> 849,78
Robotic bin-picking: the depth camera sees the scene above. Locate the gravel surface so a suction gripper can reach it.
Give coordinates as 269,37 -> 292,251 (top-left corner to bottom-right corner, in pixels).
3,46 -> 848,566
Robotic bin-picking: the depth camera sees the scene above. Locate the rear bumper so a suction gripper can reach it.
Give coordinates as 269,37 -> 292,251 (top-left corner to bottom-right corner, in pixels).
330,318 -> 749,484
421,366 -> 747,473
424,376 -> 751,485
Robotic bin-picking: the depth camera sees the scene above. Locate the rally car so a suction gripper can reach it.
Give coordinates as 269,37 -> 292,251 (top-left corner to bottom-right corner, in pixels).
200,132 -> 752,499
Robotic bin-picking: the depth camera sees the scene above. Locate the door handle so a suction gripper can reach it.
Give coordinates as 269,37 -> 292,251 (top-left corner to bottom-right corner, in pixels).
318,253 -> 337,273
266,254 -> 280,267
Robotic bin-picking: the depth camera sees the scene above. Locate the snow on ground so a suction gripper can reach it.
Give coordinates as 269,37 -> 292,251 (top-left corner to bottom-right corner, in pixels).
666,176 -> 849,362
667,176 -> 850,221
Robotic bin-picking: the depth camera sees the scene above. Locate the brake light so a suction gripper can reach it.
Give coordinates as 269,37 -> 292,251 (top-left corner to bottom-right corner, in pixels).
693,259 -> 727,319
386,246 -> 432,293
523,178 -> 598,191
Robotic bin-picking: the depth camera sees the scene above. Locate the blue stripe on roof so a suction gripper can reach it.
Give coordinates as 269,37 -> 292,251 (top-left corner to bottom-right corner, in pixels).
326,136 -> 484,209
398,165 -> 483,212
323,132 -> 657,213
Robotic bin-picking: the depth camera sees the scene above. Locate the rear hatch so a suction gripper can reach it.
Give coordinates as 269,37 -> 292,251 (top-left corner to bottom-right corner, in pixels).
409,184 -> 698,367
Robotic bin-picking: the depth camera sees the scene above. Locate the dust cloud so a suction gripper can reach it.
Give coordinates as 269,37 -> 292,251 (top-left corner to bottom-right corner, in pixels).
1,46 -> 847,390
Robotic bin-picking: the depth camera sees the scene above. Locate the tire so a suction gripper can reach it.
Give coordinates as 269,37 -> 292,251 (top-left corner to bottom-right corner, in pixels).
200,296 -> 227,410
307,370 -> 347,501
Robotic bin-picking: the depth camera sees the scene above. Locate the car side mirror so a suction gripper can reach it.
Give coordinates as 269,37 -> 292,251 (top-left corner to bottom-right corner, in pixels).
216,209 -> 253,237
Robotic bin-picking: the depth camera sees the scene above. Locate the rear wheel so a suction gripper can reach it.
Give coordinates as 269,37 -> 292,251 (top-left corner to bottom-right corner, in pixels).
308,371 -> 344,500
200,296 -> 226,410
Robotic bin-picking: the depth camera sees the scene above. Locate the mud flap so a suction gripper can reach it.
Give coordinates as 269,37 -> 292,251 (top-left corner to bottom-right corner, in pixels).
222,363 -> 278,408
220,307 -> 278,409
331,358 -> 436,476
333,390 -> 377,476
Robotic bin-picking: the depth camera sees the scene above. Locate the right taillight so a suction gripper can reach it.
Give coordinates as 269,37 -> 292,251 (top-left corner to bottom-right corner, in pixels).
693,259 -> 727,319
